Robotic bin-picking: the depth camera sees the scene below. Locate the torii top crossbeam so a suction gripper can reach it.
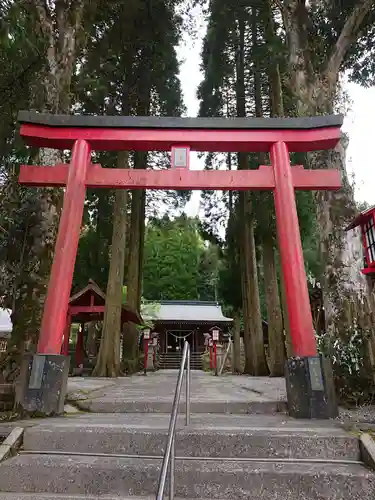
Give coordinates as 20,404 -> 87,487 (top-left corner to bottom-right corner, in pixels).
18,111 -> 343,363
19,111 -> 341,152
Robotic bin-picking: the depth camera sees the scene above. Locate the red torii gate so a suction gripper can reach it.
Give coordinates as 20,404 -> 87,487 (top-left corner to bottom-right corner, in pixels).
17,111 -> 342,418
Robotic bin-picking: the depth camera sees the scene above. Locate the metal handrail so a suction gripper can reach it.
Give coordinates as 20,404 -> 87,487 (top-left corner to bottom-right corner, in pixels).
156,340 -> 191,500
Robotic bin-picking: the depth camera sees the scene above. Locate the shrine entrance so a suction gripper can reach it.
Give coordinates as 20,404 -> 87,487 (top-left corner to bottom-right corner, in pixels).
16,110 -> 342,419
166,331 -> 193,353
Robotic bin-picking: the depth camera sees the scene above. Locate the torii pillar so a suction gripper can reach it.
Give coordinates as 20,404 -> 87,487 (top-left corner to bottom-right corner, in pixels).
16,111 -> 342,417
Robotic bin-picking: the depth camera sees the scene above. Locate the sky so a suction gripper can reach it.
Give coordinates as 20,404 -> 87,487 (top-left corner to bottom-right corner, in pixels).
177,22 -> 375,217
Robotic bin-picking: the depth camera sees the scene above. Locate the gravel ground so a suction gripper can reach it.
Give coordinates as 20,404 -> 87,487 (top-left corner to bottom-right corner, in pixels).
338,405 -> 375,429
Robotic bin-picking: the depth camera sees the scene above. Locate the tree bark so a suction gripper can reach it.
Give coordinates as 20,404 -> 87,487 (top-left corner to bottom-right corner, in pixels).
279,0 -> 372,336
87,322 -> 98,358
7,2 -> 90,361
122,181 -> 146,372
263,239 -> 285,375
245,203 -> 269,375
254,4 -> 284,375
238,194 -> 254,374
234,12 -> 267,375
93,152 -> 129,377
232,309 -> 241,373
313,142 -> 367,336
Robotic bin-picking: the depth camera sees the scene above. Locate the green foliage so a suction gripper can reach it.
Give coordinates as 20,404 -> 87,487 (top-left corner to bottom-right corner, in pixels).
142,215 -> 220,301
317,327 -> 375,406
307,0 -> 375,87
70,0 -> 190,301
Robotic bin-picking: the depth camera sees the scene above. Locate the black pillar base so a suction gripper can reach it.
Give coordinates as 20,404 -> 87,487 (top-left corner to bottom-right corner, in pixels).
16,354 -> 70,416
285,355 -> 338,419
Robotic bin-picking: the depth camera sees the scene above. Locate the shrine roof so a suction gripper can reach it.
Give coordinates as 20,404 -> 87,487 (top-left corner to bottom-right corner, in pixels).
141,300 -> 233,324
69,280 -> 142,325
69,280 -> 105,306
346,205 -> 375,231
18,111 -> 343,131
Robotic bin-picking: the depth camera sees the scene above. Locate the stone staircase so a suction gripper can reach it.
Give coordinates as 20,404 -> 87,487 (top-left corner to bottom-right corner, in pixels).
0,409 -> 374,499
159,352 -> 203,370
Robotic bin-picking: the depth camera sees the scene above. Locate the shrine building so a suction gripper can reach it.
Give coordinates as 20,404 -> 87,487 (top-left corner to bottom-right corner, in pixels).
143,299 -> 231,343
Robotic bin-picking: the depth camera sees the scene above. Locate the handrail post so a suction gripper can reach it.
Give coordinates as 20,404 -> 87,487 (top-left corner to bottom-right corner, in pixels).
156,340 -> 190,500
186,344 -> 190,426
169,435 -> 175,500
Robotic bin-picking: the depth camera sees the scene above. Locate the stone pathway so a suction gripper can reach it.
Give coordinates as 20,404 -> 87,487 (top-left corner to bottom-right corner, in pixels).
67,370 -> 287,413
0,370 -> 375,499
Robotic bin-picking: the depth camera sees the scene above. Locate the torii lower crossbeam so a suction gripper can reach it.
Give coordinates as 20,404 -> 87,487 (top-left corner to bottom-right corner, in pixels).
20,163 -> 341,191
17,111 -> 343,419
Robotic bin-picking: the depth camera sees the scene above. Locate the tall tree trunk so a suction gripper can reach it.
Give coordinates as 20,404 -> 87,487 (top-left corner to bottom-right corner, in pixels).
233,309 -> 241,373
7,1 -> 89,360
137,187 -> 147,306
265,0 -> 292,357
280,0 -> 372,336
93,152 -> 129,377
313,143 -> 367,336
254,5 -> 284,375
122,159 -> 146,372
245,205 -> 268,375
122,68 -> 150,371
263,240 -> 285,375
238,195 -> 254,374
235,13 -> 266,374
87,322 -> 98,358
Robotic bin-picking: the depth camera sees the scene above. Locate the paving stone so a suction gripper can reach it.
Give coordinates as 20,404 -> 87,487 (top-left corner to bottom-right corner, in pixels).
0,496 -> 157,500
67,371 -> 287,414
23,413 -> 360,460
0,454 -> 373,499
0,372 -> 371,500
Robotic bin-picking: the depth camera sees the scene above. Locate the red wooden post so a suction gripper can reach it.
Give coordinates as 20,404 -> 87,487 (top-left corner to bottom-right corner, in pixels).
37,139 -> 91,354
209,346 -> 213,369
144,339 -> 149,374
153,337 -> 157,365
61,312 -> 72,356
213,342 -> 217,372
270,141 -> 317,357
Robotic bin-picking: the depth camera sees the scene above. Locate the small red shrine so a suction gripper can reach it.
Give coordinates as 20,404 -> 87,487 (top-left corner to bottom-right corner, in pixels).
62,280 -> 142,367
346,205 -> 375,275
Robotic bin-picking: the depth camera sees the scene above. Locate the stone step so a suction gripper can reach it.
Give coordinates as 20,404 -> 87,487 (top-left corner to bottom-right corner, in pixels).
158,365 -> 203,370
0,495 -> 215,500
0,496 -> 157,500
76,398 -> 285,414
0,454 -> 373,499
0,496 -> 201,500
23,414 -> 360,460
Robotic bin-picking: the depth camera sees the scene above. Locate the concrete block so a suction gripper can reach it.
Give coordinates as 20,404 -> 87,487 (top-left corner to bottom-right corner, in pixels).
0,454 -> 373,499
286,356 -> 338,419
16,354 -> 70,416
360,433 -> 375,470
0,427 -> 24,462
